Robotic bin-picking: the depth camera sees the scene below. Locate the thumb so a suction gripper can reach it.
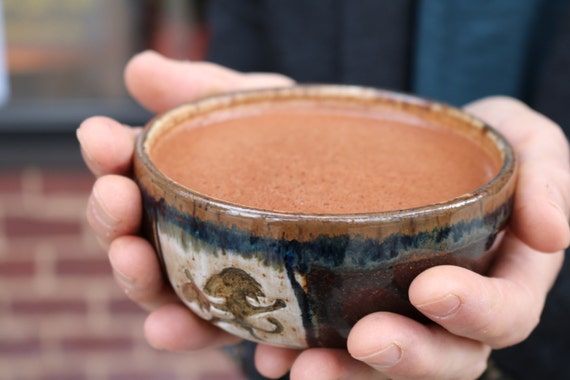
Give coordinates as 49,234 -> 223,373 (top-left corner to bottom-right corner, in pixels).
124,50 -> 294,113
464,96 -> 570,253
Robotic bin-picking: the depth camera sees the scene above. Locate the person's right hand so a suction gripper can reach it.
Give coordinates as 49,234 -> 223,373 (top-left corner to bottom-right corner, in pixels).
78,50 -> 294,350
80,51 -> 570,380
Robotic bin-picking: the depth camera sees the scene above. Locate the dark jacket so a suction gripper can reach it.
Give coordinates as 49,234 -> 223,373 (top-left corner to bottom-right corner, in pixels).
206,1 -> 570,379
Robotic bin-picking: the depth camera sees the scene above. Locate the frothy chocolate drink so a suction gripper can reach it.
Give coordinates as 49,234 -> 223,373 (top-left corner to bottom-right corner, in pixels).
149,103 -> 501,214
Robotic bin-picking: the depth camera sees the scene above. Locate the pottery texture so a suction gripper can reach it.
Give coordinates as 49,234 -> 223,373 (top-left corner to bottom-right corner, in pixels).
134,86 -> 517,349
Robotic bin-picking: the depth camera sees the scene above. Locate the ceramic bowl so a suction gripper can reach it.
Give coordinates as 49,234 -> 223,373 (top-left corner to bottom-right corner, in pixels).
133,85 -> 517,349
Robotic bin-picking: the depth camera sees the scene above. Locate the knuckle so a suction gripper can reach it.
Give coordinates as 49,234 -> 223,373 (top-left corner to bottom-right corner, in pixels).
482,285 -> 541,349
384,340 -> 490,380
488,310 -> 539,349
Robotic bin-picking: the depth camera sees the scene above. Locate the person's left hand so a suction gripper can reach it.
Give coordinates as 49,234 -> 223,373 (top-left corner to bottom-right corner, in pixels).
253,97 -> 570,380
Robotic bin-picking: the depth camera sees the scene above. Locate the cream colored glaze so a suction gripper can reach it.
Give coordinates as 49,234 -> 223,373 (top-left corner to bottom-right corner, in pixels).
149,108 -> 500,214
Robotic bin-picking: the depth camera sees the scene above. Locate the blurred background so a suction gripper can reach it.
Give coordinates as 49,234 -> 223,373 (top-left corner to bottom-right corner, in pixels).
0,0 -> 244,379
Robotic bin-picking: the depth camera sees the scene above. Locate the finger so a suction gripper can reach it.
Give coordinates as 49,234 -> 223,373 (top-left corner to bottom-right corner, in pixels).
86,175 -> 142,246
347,313 -> 490,380
108,235 -> 178,311
409,236 -> 563,348
290,348 -> 385,380
124,50 -> 295,113
77,116 -> 140,177
254,344 -> 301,379
144,303 -> 240,351
464,97 -> 570,252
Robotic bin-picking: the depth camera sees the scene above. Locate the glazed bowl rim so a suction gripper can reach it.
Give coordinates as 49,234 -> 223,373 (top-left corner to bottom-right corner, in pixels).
135,84 -> 516,223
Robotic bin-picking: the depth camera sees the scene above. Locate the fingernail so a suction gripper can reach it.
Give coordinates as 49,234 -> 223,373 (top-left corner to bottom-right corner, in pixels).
548,198 -> 567,220
416,294 -> 461,319
112,266 -> 138,295
108,250 -> 136,289
77,126 -> 104,175
113,267 -> 136,290
354,343 -> 403,369
76,128 -> 88,157
89,188 -> 120,237
548,199 -> 570,246
76,125 -> 86,145
76,126 -> 90,157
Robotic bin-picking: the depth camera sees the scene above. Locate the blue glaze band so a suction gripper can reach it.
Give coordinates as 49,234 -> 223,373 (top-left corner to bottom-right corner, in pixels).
141,189 -> 512,347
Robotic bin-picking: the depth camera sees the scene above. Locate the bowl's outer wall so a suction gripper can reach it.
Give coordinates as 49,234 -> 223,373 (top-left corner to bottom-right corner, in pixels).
133,86 -> 517,348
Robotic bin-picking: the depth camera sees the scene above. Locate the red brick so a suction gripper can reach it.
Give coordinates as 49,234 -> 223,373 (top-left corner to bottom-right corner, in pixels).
39,374 -> 86,380
5,217 -> 82,237
60,336 -> 134,352
3,240 -> 38,258
47,238 -> 105,258
11,299 -> 87,315
0,259 -> 35,276
0,171 -> 23,194
55,257 -> 111,276
109,372 -> 179,380
199,373 -> 244,380
40,169 -> 94,195
0,337 -> 41,355
109,299 -> 145,315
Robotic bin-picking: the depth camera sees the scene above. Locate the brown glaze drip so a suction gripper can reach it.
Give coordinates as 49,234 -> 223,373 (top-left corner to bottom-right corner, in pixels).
149,108 -> 501,214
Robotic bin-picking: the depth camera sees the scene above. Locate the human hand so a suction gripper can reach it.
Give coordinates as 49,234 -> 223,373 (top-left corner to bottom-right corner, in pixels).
79,51 -> 570,380
253,97 -> 570,379
78,50 -> 294,350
